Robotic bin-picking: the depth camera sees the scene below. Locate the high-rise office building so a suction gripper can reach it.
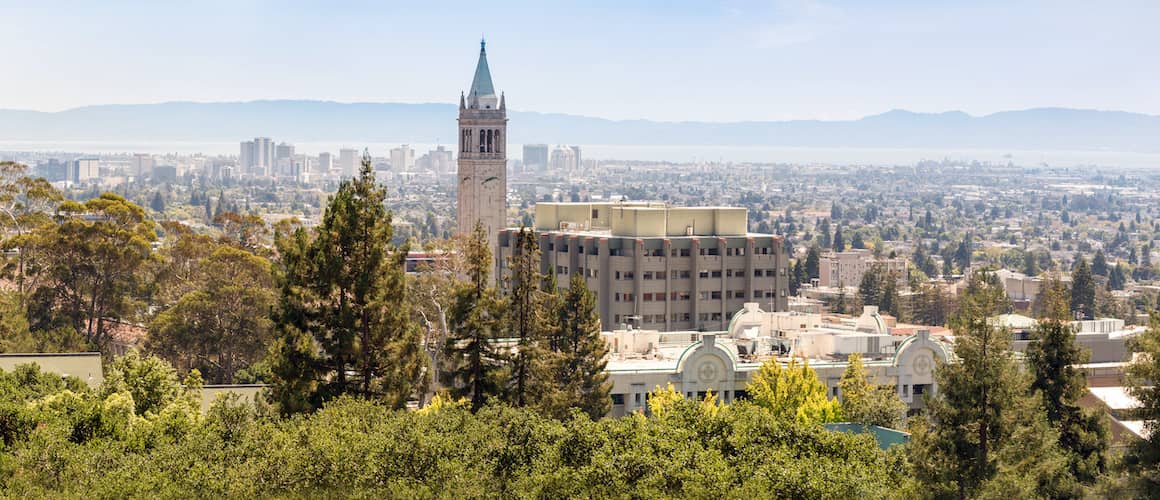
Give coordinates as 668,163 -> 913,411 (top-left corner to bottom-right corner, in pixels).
390,144 -> 415,171
428,145 -> 453,173
550,145 -> 578,172
275,142 -> 295,177
523,144 -> 548,171
457,39 -> 507,255
131,154 -> 155,178
239,137 -> 276,177
317,152 -> 334,173
73,158 -> 99,183
570,145 -> 582,171
339,148 -> 359,178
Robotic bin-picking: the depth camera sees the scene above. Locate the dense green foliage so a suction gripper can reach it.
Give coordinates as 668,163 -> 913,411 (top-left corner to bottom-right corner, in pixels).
858,263 -> 902,319
0,364 -> 913,498
148,245 -> 275,384
747,357 -> 843,424
839,353 -> 906,429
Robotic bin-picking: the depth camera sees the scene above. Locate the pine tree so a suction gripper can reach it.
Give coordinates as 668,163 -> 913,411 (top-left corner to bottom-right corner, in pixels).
805,244 -> 821,280
1070,256 -> 1095,319
213,191 -> 226,220
150,191 -> 165,213
539,273 -> 611,420
1139,243 -> 1155,281
910,283 -> 950,327
1110,262 -> 1128,290
269,155 -> 425,413
1026,275 -> 1108,483
910,272 -> 1076,498
1092,250 -> 1108,276
858,265 -> 885,308
819,218 -> 832,249
832,225 -> 846,252
850,231 -> 865,250
789,259 -> 805,296
954,236 -> 972,272
1022,249 -> 1040,276
504,226 -> 547,407
443,222 -> 506,412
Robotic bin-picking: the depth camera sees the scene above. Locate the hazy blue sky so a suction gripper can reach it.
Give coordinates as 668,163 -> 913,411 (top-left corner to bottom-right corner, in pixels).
1,0 -> 1157,121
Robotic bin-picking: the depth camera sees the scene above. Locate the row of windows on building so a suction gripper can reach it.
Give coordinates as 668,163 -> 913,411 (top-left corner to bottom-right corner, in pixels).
611,390 -> 751,407
545,243 -> 778,257
552,267 -> 784,279
607,267 -> 779,279
612,312 -> 726,325
612,289 -> 779,302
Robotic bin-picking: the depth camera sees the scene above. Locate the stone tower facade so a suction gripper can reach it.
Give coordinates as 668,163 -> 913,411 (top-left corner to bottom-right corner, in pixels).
457,39 -> 507,256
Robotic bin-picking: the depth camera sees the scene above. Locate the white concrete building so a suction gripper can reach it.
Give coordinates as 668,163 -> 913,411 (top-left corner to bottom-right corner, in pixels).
603,303 -> 951,417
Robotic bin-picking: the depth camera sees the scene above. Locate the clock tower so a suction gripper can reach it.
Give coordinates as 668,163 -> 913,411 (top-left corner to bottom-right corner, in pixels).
457,39 -> 507,257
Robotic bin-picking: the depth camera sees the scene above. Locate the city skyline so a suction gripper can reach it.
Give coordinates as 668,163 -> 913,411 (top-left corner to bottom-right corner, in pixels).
1,1 -> 1158,122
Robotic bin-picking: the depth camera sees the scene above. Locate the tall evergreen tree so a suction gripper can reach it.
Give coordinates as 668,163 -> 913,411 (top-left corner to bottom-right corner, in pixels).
850,230 -> 865,250
1070,256 -> 1095,319
150,191 -> 165,213
909,283 -> 951,327
1022,249 -> 1040,276
805,245 -> 821,281
790,259 -> 805,296
1109,262 -> 1128,290
1026,276 -> 1108,483
954,236 -> 972,272
832,225 -> 846,252
910,272 -> 1076,498
504,226 -> 548,407
269,155 -> 425,413
443,222 -> 506,412
1092,249 -> 1108,276
858,265 -> 885,309
819,218 -> 832,249
1139,243 -> 1155,281
539,273 -> 611,420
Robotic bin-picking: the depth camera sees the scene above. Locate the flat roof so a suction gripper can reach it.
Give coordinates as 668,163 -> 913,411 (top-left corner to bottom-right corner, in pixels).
1088,386 -> 1142,410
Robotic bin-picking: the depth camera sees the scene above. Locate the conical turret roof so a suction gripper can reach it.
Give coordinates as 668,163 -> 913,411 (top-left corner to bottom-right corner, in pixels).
469,39 -> 496,101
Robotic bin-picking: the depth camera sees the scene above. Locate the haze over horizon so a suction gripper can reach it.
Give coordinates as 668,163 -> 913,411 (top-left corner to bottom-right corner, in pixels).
2,0 -> 1158,122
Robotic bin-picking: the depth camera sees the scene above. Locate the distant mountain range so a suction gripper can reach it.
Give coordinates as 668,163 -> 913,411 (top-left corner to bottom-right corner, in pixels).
1,101 -> 1158,152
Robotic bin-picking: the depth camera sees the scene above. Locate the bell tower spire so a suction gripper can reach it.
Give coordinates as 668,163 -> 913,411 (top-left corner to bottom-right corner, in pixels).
457,40 -> 508,266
